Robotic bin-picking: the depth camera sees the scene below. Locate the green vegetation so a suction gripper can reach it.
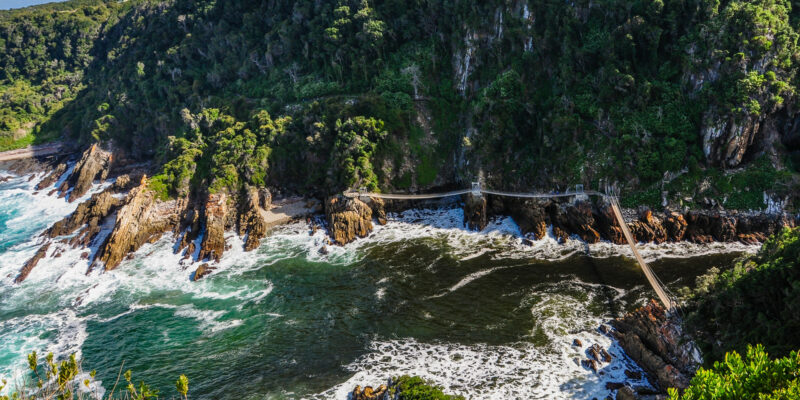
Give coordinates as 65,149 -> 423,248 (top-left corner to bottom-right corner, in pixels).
680,227 -> 800,362
667,345 -> 800,400
392,376 -> 465,400
0,351 -> 188,400
0,0 -> 798,204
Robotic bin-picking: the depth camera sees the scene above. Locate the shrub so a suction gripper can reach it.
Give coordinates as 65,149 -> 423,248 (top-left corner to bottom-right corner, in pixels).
393,376 -> 465,400
667,345 -> 800,400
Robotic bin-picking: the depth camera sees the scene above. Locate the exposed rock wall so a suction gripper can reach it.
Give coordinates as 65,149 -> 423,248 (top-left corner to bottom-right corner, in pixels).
463,193 -> 487,230
611,300 -> 701,393
238,186 -> 267,252
198,192 -> 230,262
59,144 -> 112,201
325,196 -> 374,244
92,176 -> 185,271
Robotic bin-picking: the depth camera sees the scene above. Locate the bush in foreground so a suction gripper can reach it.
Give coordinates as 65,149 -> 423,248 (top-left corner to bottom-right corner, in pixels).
668,344 -> 800,400
0,351 -> 188,400
392,376 -> 465,400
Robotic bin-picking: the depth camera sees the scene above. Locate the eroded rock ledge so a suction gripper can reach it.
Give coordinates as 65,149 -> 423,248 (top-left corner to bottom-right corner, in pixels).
15,145 -> 311,283
611,300 -> 701,397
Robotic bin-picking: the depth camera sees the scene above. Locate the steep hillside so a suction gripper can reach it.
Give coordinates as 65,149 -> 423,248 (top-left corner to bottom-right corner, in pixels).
1,0 -> 799,209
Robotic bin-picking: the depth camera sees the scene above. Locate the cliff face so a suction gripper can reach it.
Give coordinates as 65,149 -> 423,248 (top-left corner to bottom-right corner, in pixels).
325,196 -> 374,245
611,300 -> 701,394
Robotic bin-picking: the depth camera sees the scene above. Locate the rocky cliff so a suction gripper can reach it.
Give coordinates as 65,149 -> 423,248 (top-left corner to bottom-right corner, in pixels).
611,300 -> 701,396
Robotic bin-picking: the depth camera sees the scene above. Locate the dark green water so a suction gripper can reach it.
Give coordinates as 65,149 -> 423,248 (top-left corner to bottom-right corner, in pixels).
0,175 -> 751,399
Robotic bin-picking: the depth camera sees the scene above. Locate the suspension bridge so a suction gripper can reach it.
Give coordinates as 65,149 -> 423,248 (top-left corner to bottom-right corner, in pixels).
344,183 -> 677,312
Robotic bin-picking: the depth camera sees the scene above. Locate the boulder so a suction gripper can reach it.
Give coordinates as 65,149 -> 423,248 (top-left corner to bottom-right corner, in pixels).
325,196 -> 373,244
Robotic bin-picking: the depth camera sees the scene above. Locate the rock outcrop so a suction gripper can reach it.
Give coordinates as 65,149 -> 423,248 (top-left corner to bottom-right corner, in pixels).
35,162 -> 67,190
193,263 -> 216,281
59,144 -> 112,202
238,186 -> 267,252
463,192 -> 487,230
92,176 -> 185,271
14,243 -> 50,283
325,195 -> 373,244
198,192 -> 231,262
611,299 -> 701,392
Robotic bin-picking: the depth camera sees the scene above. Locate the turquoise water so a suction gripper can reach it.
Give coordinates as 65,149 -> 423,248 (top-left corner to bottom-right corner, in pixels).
0,171 -> 751,399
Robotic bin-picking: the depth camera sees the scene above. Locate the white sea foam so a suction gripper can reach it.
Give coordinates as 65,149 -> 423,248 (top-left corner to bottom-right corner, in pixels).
0,176 -> 758,398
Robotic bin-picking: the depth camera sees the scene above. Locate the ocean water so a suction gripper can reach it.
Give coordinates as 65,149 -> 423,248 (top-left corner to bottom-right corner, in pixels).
0,169 -> 753,399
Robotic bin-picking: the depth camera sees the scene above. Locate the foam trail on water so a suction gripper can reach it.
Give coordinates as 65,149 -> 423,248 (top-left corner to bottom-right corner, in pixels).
317,280 -> 652,400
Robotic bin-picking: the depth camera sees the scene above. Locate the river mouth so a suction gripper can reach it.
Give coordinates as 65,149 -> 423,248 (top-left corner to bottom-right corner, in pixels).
0,174 -> 751,399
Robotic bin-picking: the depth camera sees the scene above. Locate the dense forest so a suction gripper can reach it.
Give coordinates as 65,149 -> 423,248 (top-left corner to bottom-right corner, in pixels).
1,0 -> 799,208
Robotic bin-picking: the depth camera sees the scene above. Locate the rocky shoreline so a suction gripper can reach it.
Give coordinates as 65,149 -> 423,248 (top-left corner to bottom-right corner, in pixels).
3,143 -> 798,284
325,192 -> 798,247
3,144 -> 792,399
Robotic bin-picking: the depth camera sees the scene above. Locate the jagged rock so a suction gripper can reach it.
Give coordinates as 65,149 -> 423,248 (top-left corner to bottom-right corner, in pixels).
558,201 -> 601,243
611,300 -> 700,392
511,200 -> 549,240
662,212 -> 687,242
177,208 -> 202,252
14,243 -> 50,283
92,177 -> 184,271
701,112 -> 760,168
711,213 -> 737,241
589,343 -> 613,362
352,384 -> 388,400
464,192 -> 487,230
198,192 -> 230,261
36,162 -> 67,190
684,212 -> 714,243
594,200 -> 626,245
47,190 -> 121,239
60,144 -> 112,202
238,186 -> 268,251
325,196 -> 373,244
615,386 -> 637,400
193,263 -> 216,281
573,338 -> 583,347
553,226 -> 569,243
606,382 -> 625,390
367,196 -> 387,225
